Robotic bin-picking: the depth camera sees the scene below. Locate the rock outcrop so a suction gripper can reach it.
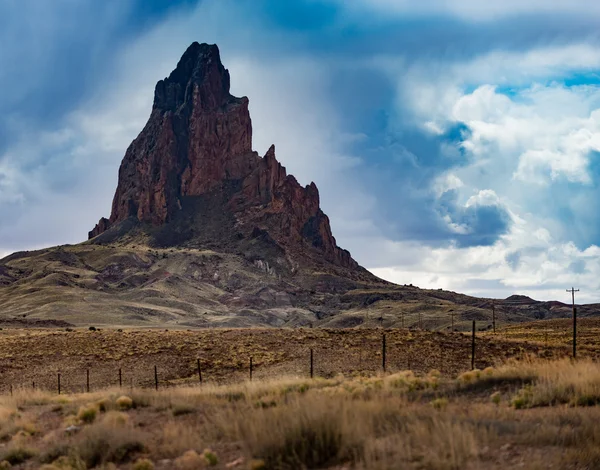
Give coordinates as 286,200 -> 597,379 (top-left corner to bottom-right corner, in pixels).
89,42 -> 357,269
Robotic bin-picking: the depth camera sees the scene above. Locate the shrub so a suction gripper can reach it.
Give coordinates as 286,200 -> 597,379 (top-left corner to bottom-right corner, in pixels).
96,399 -> 109,413
116,396 -> 133,410
1,446 -> 36,465
174,450 -> 204,469
88,327 -> 96,331
46,455 -> 86,470
491,392 -> 502,405
133,458 -> 155,470
458,371 -> 477,384
77,405 -> 97,424
244,404 -> 352,469
39,444 -> 70,464
430,398 -> 448,410
76,424 -> 146,467
203,448 -> 218,466
0,461 -> 10,470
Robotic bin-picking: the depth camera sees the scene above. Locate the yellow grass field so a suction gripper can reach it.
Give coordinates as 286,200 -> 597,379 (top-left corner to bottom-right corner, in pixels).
0,358 -> 599,469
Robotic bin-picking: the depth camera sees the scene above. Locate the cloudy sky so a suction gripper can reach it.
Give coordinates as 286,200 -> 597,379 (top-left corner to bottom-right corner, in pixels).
2,0 -> 600,303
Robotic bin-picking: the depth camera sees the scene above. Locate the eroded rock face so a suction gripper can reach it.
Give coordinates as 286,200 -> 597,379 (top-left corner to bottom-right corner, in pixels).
89,42 -> 357,269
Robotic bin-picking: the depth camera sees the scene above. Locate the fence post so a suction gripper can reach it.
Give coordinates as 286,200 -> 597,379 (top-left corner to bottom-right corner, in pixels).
249,357 -> 253,381
310,348 -> 314,378
86,369 -> 90,393
119,368 -> 122,389
58,373 -> 61,395
197,359 -> 202,385
10,385 -> 12,397
382,333 -> 387,373
154,366 -> 158,391
471,320 -> 476,370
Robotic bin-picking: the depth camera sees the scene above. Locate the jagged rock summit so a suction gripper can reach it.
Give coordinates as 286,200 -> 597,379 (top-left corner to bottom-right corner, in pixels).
89,42 -> 357,271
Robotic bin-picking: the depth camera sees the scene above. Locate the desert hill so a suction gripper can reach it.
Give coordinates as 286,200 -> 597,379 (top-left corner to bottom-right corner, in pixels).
0,42 -> 598,328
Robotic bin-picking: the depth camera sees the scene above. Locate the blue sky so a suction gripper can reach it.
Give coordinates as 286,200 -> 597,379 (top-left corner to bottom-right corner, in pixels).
2,0 -> 600,303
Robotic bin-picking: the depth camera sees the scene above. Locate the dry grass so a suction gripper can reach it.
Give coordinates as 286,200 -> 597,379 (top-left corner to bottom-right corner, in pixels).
0,359 -> 597,468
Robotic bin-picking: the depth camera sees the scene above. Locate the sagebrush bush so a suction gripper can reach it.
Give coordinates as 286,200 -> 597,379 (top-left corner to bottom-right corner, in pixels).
430,398 -> 448,410
95,398 -> 109,413
133,457 -> 155,470
203,448 -> 218,466
242,400 -> 355,469
43,455 -> 86,470
75,423 -> 146,467
77,405 -> 97,424
115,396 -> 133,410
174,450 -> 204,469
1,445 -> 37,465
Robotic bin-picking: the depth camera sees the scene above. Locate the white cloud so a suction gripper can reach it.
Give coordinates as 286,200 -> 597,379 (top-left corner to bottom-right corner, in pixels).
371,212 -> 600,303
364,42 -> 600,302
433,173 -> 464,196
465,189 -> 502,207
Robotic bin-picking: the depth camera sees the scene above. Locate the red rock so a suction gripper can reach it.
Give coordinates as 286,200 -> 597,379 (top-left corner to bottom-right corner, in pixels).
89,42 -> 358,269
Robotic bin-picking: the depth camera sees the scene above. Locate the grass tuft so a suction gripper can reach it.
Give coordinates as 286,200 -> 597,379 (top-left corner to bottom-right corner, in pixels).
77,405 -> 97,424
115,396 -> 133,410
76,423 -> 146,467
133,458 -> 155,470
1,445 -> 37,465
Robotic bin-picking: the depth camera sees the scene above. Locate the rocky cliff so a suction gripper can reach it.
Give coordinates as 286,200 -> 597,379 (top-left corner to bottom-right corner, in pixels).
89,42 -> 357,269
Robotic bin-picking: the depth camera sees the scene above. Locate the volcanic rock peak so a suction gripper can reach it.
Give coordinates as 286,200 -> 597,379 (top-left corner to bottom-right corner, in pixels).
89,42 -> 358,269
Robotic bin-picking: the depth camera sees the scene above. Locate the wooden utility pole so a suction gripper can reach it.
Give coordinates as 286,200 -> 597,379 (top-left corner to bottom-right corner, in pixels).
492,304 -> 496,333
451,311 -> 454,331
471,320 -> 476,370
567,287 -> 579,358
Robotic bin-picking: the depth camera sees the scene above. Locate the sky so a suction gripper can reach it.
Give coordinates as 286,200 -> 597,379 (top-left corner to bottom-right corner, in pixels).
2,0 -> 600,303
